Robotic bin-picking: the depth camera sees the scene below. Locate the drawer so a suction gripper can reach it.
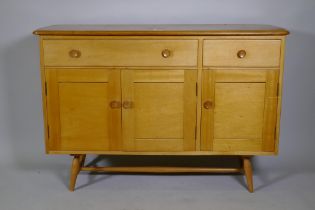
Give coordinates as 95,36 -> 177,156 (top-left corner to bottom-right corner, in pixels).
203,40 -> 281,67
43,39 -> 198,67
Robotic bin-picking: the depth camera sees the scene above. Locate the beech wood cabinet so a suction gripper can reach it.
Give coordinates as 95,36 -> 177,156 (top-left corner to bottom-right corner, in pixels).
34,24 -> 289,192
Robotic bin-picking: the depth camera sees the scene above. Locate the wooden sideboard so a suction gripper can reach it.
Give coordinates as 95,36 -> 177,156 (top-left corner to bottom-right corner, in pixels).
33,24 -> 289,192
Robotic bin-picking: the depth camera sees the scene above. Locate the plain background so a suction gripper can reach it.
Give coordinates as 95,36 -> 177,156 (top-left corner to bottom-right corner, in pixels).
0,0 -> 314,172
0,1 -> 315,209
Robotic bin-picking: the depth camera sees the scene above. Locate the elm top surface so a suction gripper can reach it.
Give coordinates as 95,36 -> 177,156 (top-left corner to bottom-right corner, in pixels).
33,24 -> 289,36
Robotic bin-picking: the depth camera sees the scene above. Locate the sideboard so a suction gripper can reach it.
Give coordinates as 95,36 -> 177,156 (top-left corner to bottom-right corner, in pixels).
33,24 -> 289,192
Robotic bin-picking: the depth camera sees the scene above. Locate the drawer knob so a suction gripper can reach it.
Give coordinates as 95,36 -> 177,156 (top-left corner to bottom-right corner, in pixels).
237,50 -> 246,59
69,49 -> 81,58
122,101 -> 133,109
109,101 -> 121,109
203,101 -> 213,109
161,49 -> 171,58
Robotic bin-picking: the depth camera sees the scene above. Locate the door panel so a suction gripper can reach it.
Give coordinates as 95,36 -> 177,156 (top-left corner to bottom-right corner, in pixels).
214,82 -> 265,139
59,83 -> 109,150
134,83 -> 184,139
122,70 -> 197,152
46,69 -> 121,151
201,70 -> 278,152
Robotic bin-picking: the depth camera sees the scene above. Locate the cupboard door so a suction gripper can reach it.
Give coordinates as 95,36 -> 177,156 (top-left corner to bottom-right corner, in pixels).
201,70 -> 278,152
122,70 -> 197,151
46,69 -> 121,151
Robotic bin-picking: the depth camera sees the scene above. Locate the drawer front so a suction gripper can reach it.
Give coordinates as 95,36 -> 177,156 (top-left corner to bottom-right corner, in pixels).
43,39 -> 198,67
203,40 -> 281,67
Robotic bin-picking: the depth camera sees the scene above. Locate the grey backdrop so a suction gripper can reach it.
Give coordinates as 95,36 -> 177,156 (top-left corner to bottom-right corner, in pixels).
0,0 -> 314,173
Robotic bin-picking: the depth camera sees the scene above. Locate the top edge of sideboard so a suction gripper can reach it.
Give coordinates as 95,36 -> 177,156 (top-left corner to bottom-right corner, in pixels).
33,24 -> 289,36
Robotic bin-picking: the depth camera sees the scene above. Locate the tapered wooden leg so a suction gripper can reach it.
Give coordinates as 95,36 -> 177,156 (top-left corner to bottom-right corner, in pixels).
79,154 -> 86,167
69,155 -> 81,192
242,156 -> 254,193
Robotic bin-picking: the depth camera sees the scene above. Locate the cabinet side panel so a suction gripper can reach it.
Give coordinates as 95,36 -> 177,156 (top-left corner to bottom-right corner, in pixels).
45,69 -> 61,150
274,37 -> 287,154
262,70 -> 279,151
39,37 -> 50,153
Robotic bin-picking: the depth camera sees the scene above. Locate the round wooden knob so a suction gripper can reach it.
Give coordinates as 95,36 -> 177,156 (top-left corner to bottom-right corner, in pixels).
237,50 -> 246,59
203,101 -> 213,109
161,49 -> 171,58
109,101 -> 121,109
69,49 -> 81,58
122,101 -> 133,109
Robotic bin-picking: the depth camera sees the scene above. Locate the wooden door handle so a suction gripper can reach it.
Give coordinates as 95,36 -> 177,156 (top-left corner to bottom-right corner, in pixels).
203,100 -> 213,109
109,101 -> 121,109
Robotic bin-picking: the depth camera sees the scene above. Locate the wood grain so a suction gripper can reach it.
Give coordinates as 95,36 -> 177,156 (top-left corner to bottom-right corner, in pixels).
45,69 -> 121,151
43,39 -> 198,67
33,24 -> 289,36
214,82 -> 265,139
69,155 -> 81,191
35,25 -> 289,192
39,37 -> 49,153
201,70 -> 279,153
122,70 -> 196,152
274,37 -> 287,154
49,150 -> 276,156
242,156 -> 254,193
195,38 -> 203,151
81,166 -> 241,173
201,70 -> 214,151
45,69 -> 61,150
203,40 -> 281,67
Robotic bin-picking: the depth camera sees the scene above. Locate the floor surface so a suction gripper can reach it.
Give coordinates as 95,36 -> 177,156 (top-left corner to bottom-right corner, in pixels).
1,161 -> 314,210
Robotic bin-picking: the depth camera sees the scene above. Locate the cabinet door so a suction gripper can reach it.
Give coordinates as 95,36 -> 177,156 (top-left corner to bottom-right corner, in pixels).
122,70 -> 197,151
201,70 -> 278,152
46,69 -> 121,151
